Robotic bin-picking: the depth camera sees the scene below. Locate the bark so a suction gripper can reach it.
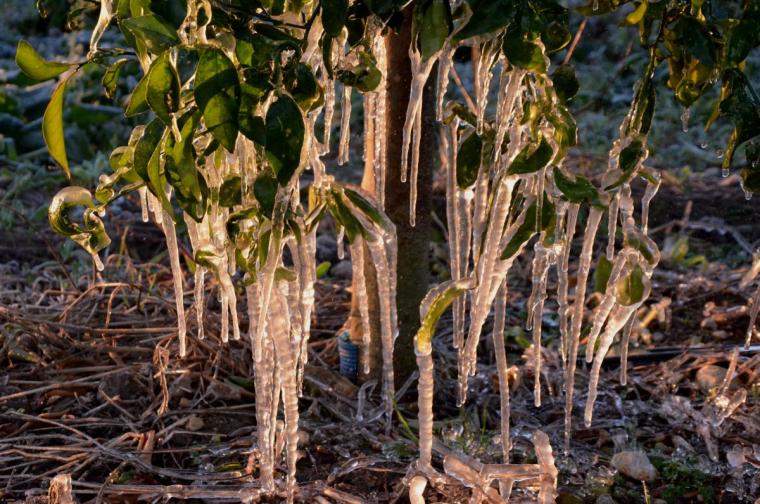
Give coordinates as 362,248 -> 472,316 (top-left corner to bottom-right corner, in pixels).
348,7 -> 437,386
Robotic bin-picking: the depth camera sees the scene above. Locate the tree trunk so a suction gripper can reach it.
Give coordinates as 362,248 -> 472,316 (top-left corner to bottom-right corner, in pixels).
348,8 -> 437,386
384,9 -> 437,386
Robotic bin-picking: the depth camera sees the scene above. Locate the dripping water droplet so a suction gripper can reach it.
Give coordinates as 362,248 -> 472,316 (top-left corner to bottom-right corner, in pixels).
593,0 -> 599,11
716,149 -> 724,159
722,167 -> 730,178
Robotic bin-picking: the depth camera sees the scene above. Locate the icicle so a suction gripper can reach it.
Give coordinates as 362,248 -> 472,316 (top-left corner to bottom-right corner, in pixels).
585,304 -> 640,426
88,0 -> 113,58
460,177 -> 518,400
350,239 -> 372,374
745,283 -> 760,348
336,226 -> 345,260
640,170 -> 661,234
194,267 -> 205,339
606,193 -> 619,260
366,237 -> 396,432
492,281 -> 512,498
681,107 -> 690,133
558,204 -> 580,366
563,206 -> 604,452
436,46 -> 454,121
91,253 -> 105,272
474,41 -> 498,135
139,186 -> 149,222
585,251 -> 634,362
401,44 -> 440,189
338,84 -> 351,165
619,314 -> 635,385
527,243 -> 554,407
372,32 -> 388,209
532,431 -> 559,504
322,79 -> 336,154
409,475 -> 427,504
161,206 -> 188,358
252,192 -> 288,362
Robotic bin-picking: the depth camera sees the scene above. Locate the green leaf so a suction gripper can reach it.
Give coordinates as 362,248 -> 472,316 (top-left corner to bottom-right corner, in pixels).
121,15 -> 180,54
553,166 -> 602,206
146,52 -> 180,126
254,173 -> 278,218
507,137 -> 553,175
48,186 -> 111,255
344,187 -> 384,225
316,261 -> 331,278
102,58 -> 129,99
195,46 -> 240,152
265,95 -> 304,185
676,17 -> 716,68
328,193 -> 365,243
418,0 -> 451,61
125,73 -> 150,116
15,40 -> 72,81
42,74 -> 73,178
456,130 -> 482,188
415,278 -> 474,354
220,176 -> 242,207
132,119 -> 165,183
322,0 -> 348,37
605,138 -> 646,190
503,33 -> 546,73
454,0 -> 513,41
337,51 -> 382,93
615,265 -> 647,306
552,65 -> 579,104
594,255 -> 613,293
501,198 -> 554,260
166,111 -> 207,221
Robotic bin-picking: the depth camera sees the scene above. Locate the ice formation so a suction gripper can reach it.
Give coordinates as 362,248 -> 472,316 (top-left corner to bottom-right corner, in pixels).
54,1 -> 680,501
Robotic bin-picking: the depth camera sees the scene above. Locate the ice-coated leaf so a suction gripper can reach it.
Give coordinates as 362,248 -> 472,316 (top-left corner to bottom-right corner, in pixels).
676,17 -> 716,67
456,130 -> 481,188
42,74 -> 72,178
132,119 -> 165,183
337,51 -> 382,93
102,57 -> 128,99
265,94 -> 304,185
344,187 -> 385,225
553,166 -> 603,206
15,40 -> 72,81
506,137 -> 553,175
146,52 -> 180,126
616,265 -> 647,306
503,33 -> 546,73
48,186 -> 111,255
195,46 -> 240,152
121,15 -> 180,54
322,0 -> 348,37
415,278 -> 474,354
594,255 -> 613,293
501,199 -> 555,260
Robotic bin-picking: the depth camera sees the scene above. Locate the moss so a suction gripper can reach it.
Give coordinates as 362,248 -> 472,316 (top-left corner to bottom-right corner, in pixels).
650,457 -> 716,504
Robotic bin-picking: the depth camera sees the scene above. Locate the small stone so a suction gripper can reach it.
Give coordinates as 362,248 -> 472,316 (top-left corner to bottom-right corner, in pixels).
186,415 -> 204,432
611,451 -> 658,482
696,364 -> 727,392
330,259 -> 352,280
595,496 -> 616,504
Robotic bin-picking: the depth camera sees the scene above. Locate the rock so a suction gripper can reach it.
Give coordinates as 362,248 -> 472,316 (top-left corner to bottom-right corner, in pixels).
330,259 -> 352,280
696,364 -> 727,392
595,496 -> 616,504
316,233 -> 338,263
611,451 -> 658,482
